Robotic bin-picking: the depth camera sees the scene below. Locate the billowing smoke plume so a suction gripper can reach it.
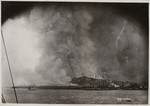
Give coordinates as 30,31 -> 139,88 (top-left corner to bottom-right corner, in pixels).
2,3 -> 148,86
29,5 -> 97,85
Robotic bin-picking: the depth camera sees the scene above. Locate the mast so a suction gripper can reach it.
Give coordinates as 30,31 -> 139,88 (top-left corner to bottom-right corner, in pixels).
1,30 -> 18,103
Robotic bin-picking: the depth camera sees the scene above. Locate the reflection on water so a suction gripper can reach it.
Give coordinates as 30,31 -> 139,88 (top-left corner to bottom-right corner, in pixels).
2,88 -> 148,104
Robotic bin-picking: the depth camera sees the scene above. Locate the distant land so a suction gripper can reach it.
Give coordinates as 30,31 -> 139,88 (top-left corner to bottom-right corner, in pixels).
12,76 -> 148,90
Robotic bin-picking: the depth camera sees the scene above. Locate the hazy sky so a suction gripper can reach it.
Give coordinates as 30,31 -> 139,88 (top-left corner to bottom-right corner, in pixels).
2,2 -> 148,87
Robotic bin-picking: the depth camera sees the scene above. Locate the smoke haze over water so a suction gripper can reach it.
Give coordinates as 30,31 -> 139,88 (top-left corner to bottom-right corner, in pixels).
2,3 -> 148,86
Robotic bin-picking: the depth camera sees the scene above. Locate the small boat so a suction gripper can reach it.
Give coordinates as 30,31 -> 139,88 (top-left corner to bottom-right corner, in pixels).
28,87 -> 36,91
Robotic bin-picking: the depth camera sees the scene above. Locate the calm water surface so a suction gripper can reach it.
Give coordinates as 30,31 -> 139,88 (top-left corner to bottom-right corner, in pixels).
2,88 -> 148,104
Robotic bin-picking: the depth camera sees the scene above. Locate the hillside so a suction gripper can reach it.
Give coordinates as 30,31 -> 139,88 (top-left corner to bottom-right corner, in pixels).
70,76 -> 148,90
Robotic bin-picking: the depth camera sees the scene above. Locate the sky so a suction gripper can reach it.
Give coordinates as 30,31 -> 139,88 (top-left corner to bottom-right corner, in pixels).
1,2 -> 148,87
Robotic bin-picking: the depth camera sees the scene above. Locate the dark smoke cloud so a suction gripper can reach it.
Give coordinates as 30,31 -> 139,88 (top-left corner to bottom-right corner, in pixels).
90,5 -> 148,83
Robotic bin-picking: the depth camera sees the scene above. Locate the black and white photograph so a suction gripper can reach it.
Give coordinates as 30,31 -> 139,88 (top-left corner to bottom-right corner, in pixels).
1,1 -> 149,104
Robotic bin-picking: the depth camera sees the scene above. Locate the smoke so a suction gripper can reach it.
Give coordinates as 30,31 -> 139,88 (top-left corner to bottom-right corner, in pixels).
2,4 -> 97,86
29,5 -> 97,85
2,16 -> 42,86
90,6 -> 147,83
2,3 -> 148,86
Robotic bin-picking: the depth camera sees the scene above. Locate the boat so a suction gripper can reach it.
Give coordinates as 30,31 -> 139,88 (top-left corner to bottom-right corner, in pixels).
28,87 -> 36,91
